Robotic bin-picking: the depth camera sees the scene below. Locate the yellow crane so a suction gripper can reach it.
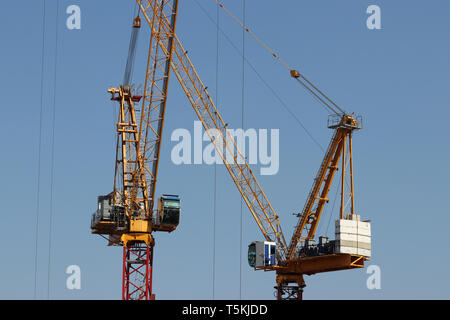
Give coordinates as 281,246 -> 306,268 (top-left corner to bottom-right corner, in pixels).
91,1 -> 181,300
92,0 -> 370,300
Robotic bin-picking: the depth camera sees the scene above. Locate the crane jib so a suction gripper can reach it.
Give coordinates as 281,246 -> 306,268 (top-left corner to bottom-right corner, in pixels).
137,0 -> 289,258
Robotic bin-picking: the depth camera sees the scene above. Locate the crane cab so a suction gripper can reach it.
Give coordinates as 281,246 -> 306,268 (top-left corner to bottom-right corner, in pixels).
91,191 -> 126,235
154,195 -> 180,232
248,241 -> 277,269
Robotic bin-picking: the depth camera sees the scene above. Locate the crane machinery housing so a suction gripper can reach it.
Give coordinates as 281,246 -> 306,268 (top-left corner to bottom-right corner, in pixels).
91,0 -> 371,300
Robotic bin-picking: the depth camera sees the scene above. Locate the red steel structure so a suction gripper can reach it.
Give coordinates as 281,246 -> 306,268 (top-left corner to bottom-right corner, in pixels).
122,244 -> 154,300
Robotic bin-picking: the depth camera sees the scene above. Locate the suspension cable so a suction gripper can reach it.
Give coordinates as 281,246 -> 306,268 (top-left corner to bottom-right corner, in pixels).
212,0 -> 221,300
34,0 -> 47,300
239,0 -> 246,300
47,0 -> 59,300
193,0 -> 325,152
213,0 -> 346,116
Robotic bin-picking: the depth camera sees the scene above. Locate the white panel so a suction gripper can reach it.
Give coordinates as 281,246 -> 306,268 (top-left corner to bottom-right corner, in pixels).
358,221 -> 371,230
335,233 -> 371,244
336,226 -> 371,236
335,219 -> 372,258
357,248 -> 371,257
335,219 -> 358,228
336,226 -> 358,234
336,219 -> 371,232
357,228 -> 371,237
335,240 -> 371,250
336,246 -> 371,257
255,241 -> 264,268
335,246 -> 358,255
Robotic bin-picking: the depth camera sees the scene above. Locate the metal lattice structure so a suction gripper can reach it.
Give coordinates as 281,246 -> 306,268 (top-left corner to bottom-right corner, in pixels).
135,0 -> 179,220
93,0 -> 367,300
137,0 -> 366,300
138,0 -> 288,260
122,243 -> 154,300
286,115 -> 362,260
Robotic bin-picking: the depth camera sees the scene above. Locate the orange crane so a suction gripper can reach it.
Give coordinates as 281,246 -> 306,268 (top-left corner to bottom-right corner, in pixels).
92,0 -> 370,300
91,1 -> 181,300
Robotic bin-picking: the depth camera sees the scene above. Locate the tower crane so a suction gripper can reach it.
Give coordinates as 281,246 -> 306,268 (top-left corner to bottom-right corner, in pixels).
92,0 -> 370,300
91,1 -> 181,300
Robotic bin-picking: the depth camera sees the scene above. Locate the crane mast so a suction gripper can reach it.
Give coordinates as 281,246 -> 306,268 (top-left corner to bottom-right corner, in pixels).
91,0 -> 181,300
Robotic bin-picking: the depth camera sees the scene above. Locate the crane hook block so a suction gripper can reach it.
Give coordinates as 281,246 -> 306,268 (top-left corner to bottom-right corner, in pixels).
133,16 -> 141,28
290,70 -> 301,78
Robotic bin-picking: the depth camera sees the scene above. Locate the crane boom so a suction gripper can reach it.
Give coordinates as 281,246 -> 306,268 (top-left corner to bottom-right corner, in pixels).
132,0 -> 180,225
137,0 -> 289,257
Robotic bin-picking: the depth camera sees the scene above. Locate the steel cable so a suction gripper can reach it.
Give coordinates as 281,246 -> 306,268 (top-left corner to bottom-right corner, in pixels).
239,0 -> 246,300
46,0 -> 59,300
213,0 -> 346,116
212,0 -> 221,300
193,0 -> 325,152
34,0 -> 47,300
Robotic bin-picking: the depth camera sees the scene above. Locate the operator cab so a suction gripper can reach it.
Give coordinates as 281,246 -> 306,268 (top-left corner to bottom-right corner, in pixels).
155,194 -> 180,232
248,241 -> 277,268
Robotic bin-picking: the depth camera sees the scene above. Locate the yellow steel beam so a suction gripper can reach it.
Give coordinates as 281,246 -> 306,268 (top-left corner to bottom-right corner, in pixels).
278,254 -> 365,276
111,86 -> 146,220
286,115 -> 361,260
133,0 -> 180,220
138,0 -> 288,258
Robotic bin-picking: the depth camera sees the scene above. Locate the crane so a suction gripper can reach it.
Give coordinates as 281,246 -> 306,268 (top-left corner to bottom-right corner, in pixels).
91,1 -> 181,300
92,0 -> 370,300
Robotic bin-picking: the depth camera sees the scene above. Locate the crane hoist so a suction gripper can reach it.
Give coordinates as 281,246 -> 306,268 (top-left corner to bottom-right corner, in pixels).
91,0 -> 370,300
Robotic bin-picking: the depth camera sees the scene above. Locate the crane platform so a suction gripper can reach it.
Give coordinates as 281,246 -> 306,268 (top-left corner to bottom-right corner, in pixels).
277,254 -> 367,275
255,253 -> 367,275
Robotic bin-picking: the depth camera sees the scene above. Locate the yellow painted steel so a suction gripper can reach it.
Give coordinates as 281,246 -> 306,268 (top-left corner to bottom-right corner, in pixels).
286,115 -> 361,260
137,0 -> 288,258
102,0 -> 180,247
121,233 -> 154,247
110,86 -> 149,223
134,0 -> 180,222
129,220 -> 151,233
135,1 -> 366,290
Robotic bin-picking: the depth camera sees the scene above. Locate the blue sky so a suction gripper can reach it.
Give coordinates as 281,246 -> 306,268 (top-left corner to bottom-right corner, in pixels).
0,0 -> 449,300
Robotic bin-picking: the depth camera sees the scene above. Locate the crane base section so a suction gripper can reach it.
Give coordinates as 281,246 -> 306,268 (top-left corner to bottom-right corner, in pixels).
275,274 -> 305,300
276,285 -> 304,300
122,242 -> 155,300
